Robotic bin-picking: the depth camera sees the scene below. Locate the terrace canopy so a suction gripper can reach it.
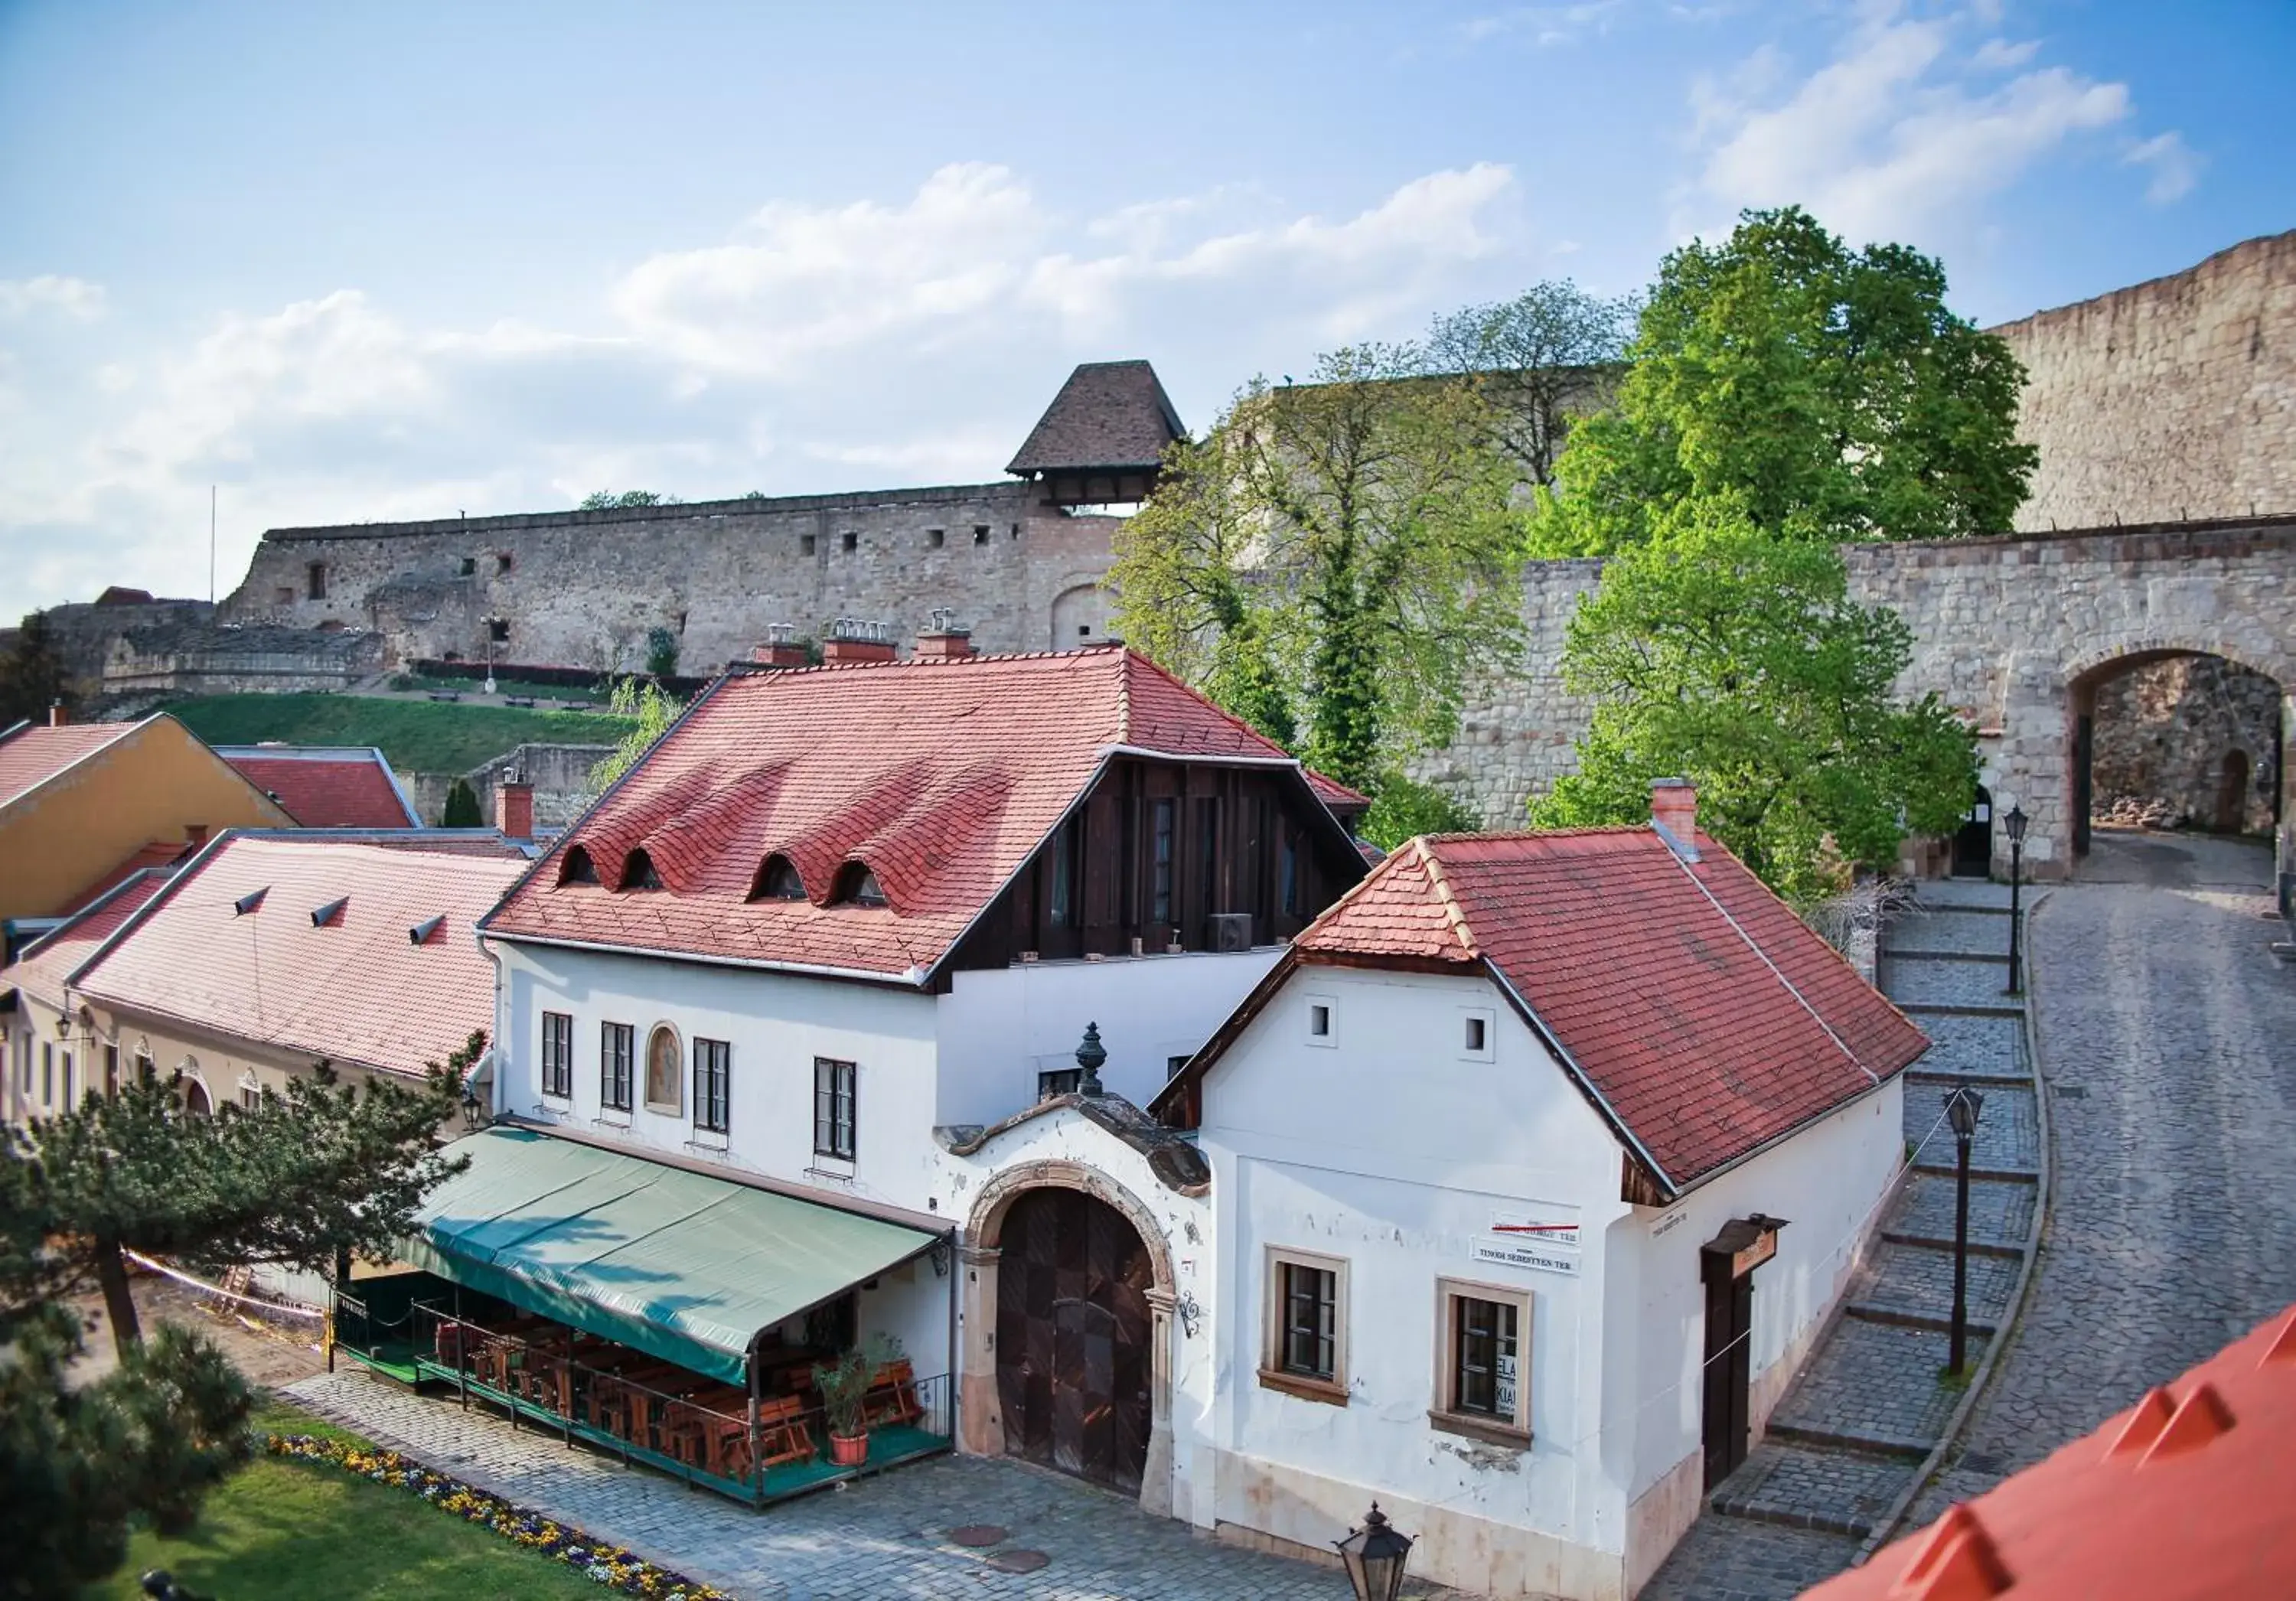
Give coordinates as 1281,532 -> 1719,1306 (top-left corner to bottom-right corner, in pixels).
407,1127 -> 942,1385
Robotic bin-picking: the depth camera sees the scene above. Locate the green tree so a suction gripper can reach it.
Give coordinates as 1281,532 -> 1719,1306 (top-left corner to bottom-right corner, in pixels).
1356,771 -> 1479,853
579,489 -> 679,510
588,677 -> 684,793
1112,347 -> 1524,793
1535,207 -> 2033,556
440,776 -> 484,827
18,1042 -> 475,1359
1422,279 -> 1637,488
1530,500 -> 1977,903
0,608 -> 73,727
644,625 -> 680,678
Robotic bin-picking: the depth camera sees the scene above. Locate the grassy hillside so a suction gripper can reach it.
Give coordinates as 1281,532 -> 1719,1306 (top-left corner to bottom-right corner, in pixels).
168,693 -> 634,774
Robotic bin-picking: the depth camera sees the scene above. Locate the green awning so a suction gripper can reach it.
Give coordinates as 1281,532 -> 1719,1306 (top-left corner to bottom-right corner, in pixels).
406,1127 -> 942,1384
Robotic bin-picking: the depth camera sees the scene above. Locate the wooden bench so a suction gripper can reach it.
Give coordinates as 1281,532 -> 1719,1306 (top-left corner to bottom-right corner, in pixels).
860,1359 -> 925,1429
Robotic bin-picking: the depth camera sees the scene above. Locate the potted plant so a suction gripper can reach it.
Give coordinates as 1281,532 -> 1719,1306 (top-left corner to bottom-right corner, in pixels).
813,1334 -> 899,1469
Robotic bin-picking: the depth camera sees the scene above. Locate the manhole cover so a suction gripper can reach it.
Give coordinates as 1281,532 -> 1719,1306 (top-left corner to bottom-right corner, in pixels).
987,1549 -> 1050,1573
949,1525 -> 1008,1549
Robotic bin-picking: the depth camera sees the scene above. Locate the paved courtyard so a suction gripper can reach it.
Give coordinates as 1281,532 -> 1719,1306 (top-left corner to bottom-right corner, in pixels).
284,1366 -> 1437,1601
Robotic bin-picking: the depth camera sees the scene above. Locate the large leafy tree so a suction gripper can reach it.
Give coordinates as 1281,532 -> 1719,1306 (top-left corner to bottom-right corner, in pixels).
1112,346 -> 1523,795
1531,500 -> 1977,903
1535,207 -> 2034,555
0,608 -> 74,727
19,1039 -> 475,1359
1423,280 -> 1637,488
589,677 -> 685,793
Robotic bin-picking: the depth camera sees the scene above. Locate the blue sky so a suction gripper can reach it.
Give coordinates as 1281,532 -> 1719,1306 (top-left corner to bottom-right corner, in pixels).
2,0 -> 2288,616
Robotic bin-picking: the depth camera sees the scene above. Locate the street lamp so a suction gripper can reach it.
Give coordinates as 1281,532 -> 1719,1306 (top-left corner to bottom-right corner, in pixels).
2001,803 -> 2027,996
481,615 -> 501,696
1943,1086 -> 1985,1377
1335,1503 -> 1414,1601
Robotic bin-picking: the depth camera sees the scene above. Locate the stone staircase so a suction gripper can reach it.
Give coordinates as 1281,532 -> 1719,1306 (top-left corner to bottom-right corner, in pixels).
1702,885 -> 2039,1542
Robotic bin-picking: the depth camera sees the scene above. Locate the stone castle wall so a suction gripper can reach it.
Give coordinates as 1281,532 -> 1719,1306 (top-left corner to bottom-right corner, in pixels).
2089,656 -> 2281,834
221,482 -> 1123,673
1991,230 -> 2296,533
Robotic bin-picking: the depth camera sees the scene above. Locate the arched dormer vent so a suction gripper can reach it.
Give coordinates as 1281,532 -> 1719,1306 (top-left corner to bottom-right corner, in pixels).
831,860 -> 889,908
620,848 -> 663,892
559,845 -> 598,885
751,854 -> 807,902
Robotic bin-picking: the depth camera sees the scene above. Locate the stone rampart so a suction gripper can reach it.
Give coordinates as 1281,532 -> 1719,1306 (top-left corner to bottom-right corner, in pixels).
401,741 -> 613,830
101,621 -> 383,697
223,481 -> 1123,673
1991,230 -> 2295,533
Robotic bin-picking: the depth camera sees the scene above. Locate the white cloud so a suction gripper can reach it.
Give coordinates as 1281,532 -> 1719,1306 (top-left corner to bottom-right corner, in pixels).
1459,2 -> 1623,46
0,275 -> 107,321
2125,131 -> 2201,204
1680,8 -> 2138,246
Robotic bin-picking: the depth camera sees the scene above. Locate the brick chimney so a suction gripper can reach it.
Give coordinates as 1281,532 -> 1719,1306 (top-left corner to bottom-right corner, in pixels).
1650,778 -> 1701,862
749,622 -> 811,670
495,768 -> 534,840
821,617 -> 898,664
47,699 -> 67,727
915,607 -> 977,660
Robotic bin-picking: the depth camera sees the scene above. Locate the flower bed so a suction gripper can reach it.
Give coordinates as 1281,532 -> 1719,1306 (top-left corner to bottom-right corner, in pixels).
264,1433 -> 736,1599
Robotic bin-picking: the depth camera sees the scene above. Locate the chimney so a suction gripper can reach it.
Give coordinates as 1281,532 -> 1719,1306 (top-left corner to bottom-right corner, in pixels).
749,621 -> 810,669
495,768 -> 534,840
915,607 -> 977,660
1650,778 -> 1700,862
47,699 -> 67,727
821,617 -> 898,664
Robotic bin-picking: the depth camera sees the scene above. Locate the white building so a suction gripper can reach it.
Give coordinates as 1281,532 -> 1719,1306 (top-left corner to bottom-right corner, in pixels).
1147,784 -> 1926,1598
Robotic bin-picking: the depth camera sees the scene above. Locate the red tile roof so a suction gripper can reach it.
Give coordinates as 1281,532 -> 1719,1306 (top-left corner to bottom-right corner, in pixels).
1182,830 -> 1928,1192
70,840 -> 194,911
4,870 -> 173,1014
0,722 -> 139,810
216,746 -> 419,828
484,647 -> 1342,980
71,833 -> 526,1079
1303,768 -> 1372,815
1802,1303 -> 2296,1601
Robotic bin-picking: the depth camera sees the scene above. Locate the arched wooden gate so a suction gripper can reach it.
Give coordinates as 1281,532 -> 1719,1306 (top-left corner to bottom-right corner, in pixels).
993,1187 -> 1153,1494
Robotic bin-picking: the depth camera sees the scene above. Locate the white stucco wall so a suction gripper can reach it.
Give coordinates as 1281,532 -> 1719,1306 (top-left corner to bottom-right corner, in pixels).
934,949 -> 1282,1123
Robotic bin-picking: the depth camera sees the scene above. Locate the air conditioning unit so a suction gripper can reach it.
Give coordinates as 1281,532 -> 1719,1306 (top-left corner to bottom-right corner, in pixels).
1205,912 -> 1254,953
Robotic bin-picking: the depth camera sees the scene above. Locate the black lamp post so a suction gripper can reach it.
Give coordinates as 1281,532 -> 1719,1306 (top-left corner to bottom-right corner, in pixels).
1075,1022 -> 1107,1098
1335,1502 -> 1414,1601
1943,1085 -> 1985,1376
2001,803 -> 2028,996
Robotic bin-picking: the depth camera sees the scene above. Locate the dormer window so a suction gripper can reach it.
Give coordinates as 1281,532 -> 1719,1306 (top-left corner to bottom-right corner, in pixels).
620,849 -> 662,892
833,862 -> 888,908
752,855 -> 807,902
559,845 -> 598,885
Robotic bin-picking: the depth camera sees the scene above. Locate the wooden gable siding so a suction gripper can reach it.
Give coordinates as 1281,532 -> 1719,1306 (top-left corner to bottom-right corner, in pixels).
945,758 -> 1362,975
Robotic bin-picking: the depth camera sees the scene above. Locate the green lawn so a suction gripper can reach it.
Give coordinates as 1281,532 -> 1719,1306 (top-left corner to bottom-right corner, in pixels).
166,693 -> 634,775
98,1401 -> 602,1601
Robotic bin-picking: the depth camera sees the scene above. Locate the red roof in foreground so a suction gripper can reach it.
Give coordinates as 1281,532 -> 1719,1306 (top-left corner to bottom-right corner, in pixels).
216,746 -> 419,828
484,647 -> 1345,980
4,870 -> 174,1014
1803,1304 -> 2296,1601
1267,830 -> 1926,1190
70,840 -> 194,911
72,833 -> 526,1078
0,722 -> 139,810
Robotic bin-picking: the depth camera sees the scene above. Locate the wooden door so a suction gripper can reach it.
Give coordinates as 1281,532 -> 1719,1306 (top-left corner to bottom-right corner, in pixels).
1701,1270 -> 1753,1489
1951,787 -> 1994,878
994,1188 -> 1153,1494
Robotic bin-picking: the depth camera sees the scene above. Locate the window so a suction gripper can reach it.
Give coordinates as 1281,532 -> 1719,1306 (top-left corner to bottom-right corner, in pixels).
488,617 -> 510,644
459,556 -> 478,576
693,1038 -> 730,1133
833,862 -> 887,907
1280,827 -> 1302,916
1167,1054 -> 1191,1078
41,1042 -> 53,1105
1151,798 -> 1175,926
1046,824 -> 1075,928
621,849 -> 662,891
1304,994 -> 1336,1045
1433,1280 -> 1534,1444
306,562 -> 328,601
973,524 -> 990,545
801,533 -> 817,556
103,1043 -> 119,1097
1038,1066 -> 1081,1100
134,1046 -> 155,1081
240,1079 -> 263,1113
1196,797 -> 1219,913
841,531 -> 858,553
1461,1009 -> 1495,1061
560,846 -> 598,885
926,527 -> 945,549
497,553 -> 514,574
1260,1247 -> 1348,1404
60,1051 -> 73,1110
1078,624 -> 1091,637
644,1025 -> 682,1113
601,1022 -> 634,1112
754,855 -> 806,900
540,1011 -> 573,1098
814,1058 -> 856,1159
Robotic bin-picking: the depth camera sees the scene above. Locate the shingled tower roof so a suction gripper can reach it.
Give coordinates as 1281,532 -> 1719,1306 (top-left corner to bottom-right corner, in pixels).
1007,360 -> 1186,476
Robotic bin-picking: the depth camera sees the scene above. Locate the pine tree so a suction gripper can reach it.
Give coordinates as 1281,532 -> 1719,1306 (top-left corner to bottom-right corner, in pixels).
441,777 -> 484,827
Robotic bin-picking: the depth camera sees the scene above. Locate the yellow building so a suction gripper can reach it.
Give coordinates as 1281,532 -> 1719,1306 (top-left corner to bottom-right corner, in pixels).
0,710 -> 292,926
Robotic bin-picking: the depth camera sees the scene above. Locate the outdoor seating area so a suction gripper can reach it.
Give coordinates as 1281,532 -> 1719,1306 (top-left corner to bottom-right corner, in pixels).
334,1275 -> 947,1505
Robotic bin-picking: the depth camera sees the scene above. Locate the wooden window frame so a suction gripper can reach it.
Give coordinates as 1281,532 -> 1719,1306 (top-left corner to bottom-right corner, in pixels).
1150,797 -> 1176,928
1257,1245 -> 1349,1406
1429,1277 -> 1534,1448
600,1022 -> 634,1113
693,1037 -> 731,1133
540,1011 -> 574,1100
813,1057 -> 856,1161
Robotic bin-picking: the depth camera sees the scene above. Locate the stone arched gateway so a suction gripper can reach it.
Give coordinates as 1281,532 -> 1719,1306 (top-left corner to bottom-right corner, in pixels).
958,1159 -> 1180,1515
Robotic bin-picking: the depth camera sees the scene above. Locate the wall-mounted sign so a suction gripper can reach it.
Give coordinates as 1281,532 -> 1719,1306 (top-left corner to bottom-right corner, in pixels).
1731,1230 -> 1778,1278
1472,1237 -> 1580,1277
1474,1205 -> 1581,1276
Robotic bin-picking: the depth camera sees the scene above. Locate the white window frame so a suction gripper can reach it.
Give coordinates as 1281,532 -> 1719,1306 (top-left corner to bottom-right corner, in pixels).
1257,1244 -> 1349,1406
1303,992 -> 1338,1048
692,1037 -> 732,1136
1429,1276 -> 1534,1447
1459,1006 -> 1496,1063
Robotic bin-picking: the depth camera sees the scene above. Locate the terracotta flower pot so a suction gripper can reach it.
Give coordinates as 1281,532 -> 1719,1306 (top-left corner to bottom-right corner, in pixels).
828,1430 -> 869,1468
